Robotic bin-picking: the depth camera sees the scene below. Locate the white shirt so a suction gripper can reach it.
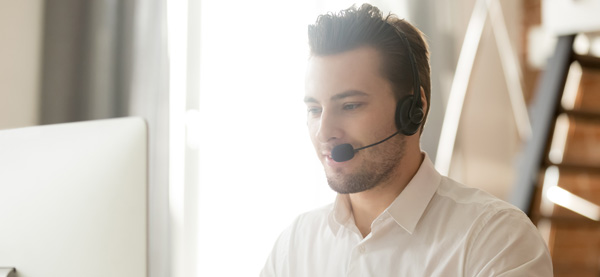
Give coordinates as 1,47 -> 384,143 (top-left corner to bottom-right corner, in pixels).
261,154 -> 553,276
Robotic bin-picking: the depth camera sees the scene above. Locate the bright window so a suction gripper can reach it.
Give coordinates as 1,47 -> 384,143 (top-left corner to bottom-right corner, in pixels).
188,1 -> 407,275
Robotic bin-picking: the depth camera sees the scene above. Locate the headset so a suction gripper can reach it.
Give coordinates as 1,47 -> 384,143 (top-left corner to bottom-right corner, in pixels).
394,28 -> 424,136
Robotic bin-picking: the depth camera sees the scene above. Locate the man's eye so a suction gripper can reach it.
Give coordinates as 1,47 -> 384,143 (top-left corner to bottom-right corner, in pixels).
307,107 -> 322,115
343,103 -> 362,110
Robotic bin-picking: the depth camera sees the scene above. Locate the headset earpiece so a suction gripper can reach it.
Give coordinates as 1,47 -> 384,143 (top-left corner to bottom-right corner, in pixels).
393,28 -> 424,136
396,95 -> 423,136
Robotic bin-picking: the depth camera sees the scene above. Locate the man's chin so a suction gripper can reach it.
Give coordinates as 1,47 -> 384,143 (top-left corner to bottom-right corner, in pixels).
326,176 -> 372,194
327,183 -> 370,194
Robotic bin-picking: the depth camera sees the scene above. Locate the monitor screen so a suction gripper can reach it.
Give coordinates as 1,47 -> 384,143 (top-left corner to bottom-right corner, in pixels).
0,117 -> 147,277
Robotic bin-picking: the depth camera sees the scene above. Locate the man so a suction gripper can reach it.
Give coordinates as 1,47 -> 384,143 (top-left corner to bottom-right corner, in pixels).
261,4 -> 552,276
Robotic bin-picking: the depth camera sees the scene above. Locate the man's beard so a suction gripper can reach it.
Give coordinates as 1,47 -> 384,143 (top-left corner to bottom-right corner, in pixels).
326,135 -> 406,194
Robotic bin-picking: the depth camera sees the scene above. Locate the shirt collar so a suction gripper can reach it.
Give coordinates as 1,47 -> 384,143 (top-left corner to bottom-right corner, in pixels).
327,153 -> 441,235
386,153 -> 440,234
328,193 -> 352,235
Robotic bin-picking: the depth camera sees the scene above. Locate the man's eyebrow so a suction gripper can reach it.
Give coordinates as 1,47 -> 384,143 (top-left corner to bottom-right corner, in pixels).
304,90 -> 369,104
331,90 -> 369,101
304,96 -> 318,103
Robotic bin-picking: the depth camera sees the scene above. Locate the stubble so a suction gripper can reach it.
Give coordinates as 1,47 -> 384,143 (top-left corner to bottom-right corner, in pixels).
326,135 -> 406,194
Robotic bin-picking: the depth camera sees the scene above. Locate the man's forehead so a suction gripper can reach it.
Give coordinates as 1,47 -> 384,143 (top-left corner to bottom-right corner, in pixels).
304,47 -> 390,102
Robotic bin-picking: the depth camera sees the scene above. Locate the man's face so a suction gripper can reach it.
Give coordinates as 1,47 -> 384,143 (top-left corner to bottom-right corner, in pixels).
304,47 -> 406,194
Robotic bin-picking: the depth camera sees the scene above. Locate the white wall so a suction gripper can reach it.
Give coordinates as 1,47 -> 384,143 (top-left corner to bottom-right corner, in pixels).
0,0 -> 43,130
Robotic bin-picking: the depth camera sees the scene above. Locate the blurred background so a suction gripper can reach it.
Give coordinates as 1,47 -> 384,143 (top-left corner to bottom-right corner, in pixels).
1,0 -> 599,276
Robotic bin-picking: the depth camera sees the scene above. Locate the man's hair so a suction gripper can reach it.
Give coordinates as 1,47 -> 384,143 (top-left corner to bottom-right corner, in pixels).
308,3 -> 431,131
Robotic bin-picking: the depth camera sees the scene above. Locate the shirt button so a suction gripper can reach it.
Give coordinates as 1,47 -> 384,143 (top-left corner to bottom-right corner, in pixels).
358,245 -> 365,253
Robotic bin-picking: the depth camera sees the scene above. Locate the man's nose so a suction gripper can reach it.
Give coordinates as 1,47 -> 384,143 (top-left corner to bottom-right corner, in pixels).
315,110 -> 343,144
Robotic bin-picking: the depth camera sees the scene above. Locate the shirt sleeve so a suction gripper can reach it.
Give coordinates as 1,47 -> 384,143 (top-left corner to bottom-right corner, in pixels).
465,208 -> 553,277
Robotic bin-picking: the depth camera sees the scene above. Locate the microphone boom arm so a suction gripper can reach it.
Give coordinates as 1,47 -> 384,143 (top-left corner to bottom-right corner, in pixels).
354,131 -> 399,152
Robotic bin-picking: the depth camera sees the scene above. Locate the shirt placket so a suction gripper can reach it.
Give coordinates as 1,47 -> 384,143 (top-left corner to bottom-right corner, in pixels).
345,213 -> 391,276
346,239 -> 368,277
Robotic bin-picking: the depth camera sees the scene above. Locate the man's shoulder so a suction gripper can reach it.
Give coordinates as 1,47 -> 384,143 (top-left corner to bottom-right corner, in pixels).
291,203 -> 333,228
427,176 -> 531,233
435,176 -> 522,214
432,178 -> 553,276
273,203 -> 334,250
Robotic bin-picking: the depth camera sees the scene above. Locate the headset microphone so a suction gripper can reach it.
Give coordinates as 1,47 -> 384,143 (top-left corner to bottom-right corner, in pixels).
330,131 -> 399,162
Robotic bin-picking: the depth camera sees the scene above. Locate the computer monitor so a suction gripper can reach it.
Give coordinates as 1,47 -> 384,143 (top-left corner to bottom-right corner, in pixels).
0,117 -> 147,277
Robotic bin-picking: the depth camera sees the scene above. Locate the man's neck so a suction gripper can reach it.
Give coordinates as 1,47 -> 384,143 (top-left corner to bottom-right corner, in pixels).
349,149 -> 424,238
